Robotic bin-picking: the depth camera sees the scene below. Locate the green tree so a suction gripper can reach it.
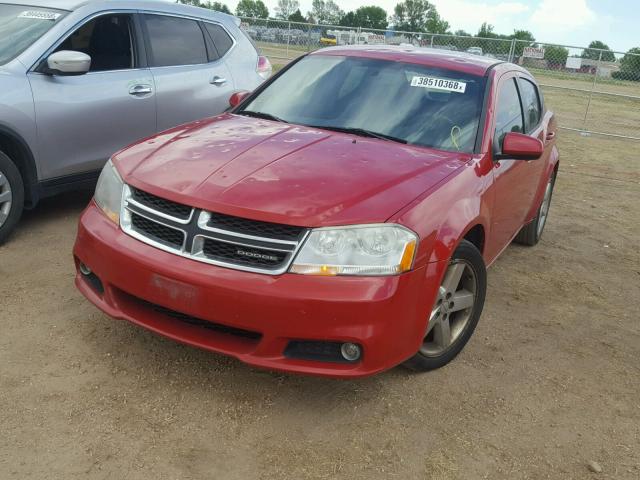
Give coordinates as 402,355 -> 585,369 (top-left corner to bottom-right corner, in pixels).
288,8 -> 306,23
392,0 -> 447,33
235,0 -> 268,18
617,47 -> 640,80
510,30 -> 535,57
425,10 -> 449,34
339,11 -> 357,27
355,6 -> 388,30
176,1 -> 231,13
545,45 -> 569,68
275,0 -> 300,19
310,0 -> 344,25
477,22 -> 496,38
582,40 -> 616,62
210,2 -> 231,13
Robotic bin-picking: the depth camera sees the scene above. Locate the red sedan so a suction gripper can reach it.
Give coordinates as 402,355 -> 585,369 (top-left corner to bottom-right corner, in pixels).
73,46 -> 559,377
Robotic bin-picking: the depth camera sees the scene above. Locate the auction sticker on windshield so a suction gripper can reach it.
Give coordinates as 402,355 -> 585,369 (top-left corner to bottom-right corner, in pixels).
18,10 -> 61,21
410,76 -> 466,93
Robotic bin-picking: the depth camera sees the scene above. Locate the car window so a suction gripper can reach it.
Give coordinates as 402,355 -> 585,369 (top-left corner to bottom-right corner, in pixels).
0,5 -> 66,65
241,55 -> 486,153
55,14 -> 134,72
144,14 -> 207,67
494,78 -> 524,150
519,78 -> 542,132
204,23 -> 233,59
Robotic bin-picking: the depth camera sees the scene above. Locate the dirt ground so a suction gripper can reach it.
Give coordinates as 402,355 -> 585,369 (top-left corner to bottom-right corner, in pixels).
1,133 -> 639,479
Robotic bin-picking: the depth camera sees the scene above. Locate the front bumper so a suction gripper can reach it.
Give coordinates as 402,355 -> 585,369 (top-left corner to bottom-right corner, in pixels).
73,203 -> 447,377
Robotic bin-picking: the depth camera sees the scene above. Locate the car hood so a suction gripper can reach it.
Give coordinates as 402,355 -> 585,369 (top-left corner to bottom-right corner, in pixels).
114,114 -> 470,226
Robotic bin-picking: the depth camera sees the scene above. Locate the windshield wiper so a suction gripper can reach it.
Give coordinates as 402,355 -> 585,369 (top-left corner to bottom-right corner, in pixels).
306,125 -> 407,144
238,110 -> 287,123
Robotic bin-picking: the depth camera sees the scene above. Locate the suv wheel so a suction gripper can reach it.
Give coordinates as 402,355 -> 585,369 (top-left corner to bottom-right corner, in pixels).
0,151 -> 24,245
404,240 -> 487,372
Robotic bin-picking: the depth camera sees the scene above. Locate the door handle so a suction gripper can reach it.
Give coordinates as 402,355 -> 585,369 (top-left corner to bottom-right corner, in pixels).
210,76 -> 227,86
129,84 -> 153,96
545,131 -> 556,142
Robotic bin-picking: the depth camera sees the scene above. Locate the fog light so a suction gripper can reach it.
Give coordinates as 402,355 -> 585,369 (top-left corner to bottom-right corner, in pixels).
340,343 -> 361,362
79,263 -> 92,275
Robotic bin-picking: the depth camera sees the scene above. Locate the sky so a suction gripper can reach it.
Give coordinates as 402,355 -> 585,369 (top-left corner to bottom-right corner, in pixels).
223,0 -> 639,53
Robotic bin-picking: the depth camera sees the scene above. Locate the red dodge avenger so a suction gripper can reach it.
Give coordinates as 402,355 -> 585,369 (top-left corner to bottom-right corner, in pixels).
74,46 -> 559,377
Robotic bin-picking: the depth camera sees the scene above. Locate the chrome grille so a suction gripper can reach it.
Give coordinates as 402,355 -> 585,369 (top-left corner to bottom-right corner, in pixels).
120,185 -> 309,274
131,188 -> 192,221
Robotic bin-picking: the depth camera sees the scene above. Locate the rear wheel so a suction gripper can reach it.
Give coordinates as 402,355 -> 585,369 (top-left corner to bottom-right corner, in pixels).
404,240 -> 487,372
0,151 -> 24,245
514,171 -> 556,246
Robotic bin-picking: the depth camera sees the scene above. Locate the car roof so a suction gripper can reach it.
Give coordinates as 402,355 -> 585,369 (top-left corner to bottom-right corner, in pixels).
4,0 -> 225,15
312,45 -> 504,76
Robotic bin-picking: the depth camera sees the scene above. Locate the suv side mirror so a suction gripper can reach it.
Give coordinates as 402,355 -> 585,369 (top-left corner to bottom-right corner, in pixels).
229,90 -> 251,108
497,132 -> 543,161
45,51 -> 91,76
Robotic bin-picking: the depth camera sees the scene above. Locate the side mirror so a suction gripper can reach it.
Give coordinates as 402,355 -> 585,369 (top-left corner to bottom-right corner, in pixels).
497,132 -> 543,161
45,50 -> 91,76
229,90 -> 251,108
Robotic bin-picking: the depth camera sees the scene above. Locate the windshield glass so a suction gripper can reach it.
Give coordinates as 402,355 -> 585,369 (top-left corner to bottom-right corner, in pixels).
241,55 -> 486,153
0,5 -> 66,65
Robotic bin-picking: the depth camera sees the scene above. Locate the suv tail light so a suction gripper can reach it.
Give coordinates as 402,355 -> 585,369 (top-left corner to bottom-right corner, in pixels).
257,56 -> 272,80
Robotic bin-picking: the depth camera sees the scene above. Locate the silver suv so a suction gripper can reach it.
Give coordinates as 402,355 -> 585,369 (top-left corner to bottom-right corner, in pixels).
0,0 -> 270,243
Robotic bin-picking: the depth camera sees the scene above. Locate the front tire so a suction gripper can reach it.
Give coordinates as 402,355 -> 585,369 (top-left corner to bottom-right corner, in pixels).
0,151 -> 24,245
404,240 -> 487,372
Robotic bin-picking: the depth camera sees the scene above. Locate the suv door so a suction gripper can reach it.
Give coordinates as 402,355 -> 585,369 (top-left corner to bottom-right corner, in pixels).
142,13 -> 235,132
28,13 -> 156,180
488,74 -> 542,259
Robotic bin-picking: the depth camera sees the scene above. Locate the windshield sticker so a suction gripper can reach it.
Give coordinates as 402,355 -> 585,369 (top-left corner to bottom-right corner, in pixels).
18,11 -> 61,21
410,76 -> 466,93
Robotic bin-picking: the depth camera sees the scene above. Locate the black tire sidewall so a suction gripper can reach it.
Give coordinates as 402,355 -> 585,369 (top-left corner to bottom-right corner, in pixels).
0,151 -> 24,244
404,239 -> 487,372
533,170 -> 557,243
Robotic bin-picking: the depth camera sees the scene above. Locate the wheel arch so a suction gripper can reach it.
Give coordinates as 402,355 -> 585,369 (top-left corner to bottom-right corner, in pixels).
0,125 -> 39,208
422,204 -> 490,265
526,144 -> 560,222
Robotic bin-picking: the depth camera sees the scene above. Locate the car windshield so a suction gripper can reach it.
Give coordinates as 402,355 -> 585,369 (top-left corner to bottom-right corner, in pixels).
0,5 -> 66,65
241,55 -> 486,153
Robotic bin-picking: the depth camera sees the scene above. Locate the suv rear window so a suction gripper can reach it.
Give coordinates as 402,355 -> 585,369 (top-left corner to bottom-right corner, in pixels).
144,14 -> 208,67
204,23 -> 233,59
241,55 -> 486,153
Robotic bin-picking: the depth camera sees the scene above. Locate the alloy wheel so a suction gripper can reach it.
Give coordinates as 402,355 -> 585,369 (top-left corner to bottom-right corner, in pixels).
420,260 -> 478,357
0,170 -> 12,228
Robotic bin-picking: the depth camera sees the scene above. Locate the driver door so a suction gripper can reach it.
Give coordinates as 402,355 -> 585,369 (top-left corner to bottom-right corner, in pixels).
488,74 -> 541,259
28,12 -> 156,180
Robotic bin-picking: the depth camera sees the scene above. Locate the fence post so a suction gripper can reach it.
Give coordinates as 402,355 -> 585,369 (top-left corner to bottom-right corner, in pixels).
286,21 -> 291,58
581,49 -> 602,134
430,35 -> 434,48
508,38 -> 516,63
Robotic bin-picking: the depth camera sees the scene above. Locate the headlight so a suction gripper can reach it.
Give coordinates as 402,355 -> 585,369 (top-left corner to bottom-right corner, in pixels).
290,224 -> 417,276
94,159 -> 124,224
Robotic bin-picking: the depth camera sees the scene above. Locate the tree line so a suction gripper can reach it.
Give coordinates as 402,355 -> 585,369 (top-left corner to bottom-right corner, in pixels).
177,0 -> 639,79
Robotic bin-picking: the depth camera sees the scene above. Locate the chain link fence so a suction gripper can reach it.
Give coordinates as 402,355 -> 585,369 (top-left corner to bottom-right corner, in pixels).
240,17 -> 640,141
